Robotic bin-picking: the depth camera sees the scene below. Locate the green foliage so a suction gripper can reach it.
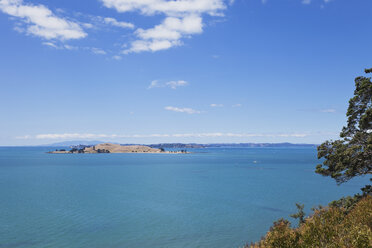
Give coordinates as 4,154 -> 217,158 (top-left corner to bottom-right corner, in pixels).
246,68 -> 372,248
290,203 -> 306,226
264,219 -> 300,248
247,196 -> 372,248
316,68 -> 372,185
329,182 -> 372,212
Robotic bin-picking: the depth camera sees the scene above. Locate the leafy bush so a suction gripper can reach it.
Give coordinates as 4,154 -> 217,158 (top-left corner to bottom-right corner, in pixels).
246,196 -> 372,248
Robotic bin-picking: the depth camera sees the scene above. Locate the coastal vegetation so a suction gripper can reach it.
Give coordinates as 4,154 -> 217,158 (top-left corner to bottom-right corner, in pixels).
247,68 -> 372,247
246,196 -> 372,248
49,143 -> 188,154
316,68 -> 372,186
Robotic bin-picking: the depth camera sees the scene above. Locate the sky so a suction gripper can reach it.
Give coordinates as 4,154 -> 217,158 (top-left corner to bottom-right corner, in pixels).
0,0 -> 371,146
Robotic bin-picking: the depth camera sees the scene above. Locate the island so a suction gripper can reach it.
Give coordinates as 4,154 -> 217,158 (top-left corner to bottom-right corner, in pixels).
48,143 -> 188,154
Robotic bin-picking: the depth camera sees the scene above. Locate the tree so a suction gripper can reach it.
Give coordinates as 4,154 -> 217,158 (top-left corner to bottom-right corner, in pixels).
316,68 -> 372,187
290,203 -> 305,226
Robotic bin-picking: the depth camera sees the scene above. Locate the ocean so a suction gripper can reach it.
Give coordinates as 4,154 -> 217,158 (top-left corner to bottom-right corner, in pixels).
0,147 -> 369,248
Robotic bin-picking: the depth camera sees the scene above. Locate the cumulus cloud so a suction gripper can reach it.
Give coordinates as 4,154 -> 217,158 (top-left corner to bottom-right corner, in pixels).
165,106 -> 201,114
112,55 -> 122,60
210,103 -> 223,107
148,80 -> 188,89
124,14 -> 203,53
166,80 -> 188,89
17,132 -> 310,140
103,17 -> 134,29
101,0 -> 226,15
100,0 -> 227,53
0,0 -> 86,40
0,0 -> 231,54
91,47 -> 107,55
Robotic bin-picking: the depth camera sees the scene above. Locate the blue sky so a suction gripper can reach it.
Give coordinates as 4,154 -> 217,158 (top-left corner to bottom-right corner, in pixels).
0,0 -> 371,145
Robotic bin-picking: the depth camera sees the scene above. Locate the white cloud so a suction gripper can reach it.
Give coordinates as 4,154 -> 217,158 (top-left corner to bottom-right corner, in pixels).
17,132 -> 311,139
42,43 -> 106,54
125,39 -> 180,53
232,103 -> 242,107
100,0 -> 227,53
210,103 -> 223,107
262,0 -> 314,5
42,41 -> 58,48
148,80 -> 188,89
42,42 -> 77,50
91,47 -> 107,55
1,0 -> 230,53
166,80 -> 188,89
64,44 -> 77,50
0,0 -> 86,40
124,14 -> 203,53
15,135 -> 31,139
165,106 -> 201,114
34,133 -> 111,139
82,23 -> 94,29
112,55 -> 122,60
320,108 -> 336,113
137,15 -> 203,40
148,80 -> 160,88
103,17 -> 134,29
101,0 -> 226,16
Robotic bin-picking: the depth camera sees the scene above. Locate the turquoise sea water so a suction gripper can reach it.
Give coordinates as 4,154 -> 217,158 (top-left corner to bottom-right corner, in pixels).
0,147 -> 369,248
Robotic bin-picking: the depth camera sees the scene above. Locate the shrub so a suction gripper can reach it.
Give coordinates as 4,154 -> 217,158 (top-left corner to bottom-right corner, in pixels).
246,196 -> 372,248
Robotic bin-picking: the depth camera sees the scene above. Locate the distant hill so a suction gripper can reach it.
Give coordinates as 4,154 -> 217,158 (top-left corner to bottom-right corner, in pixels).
149,143 -> 205,149
150,143 -> 317,148
41,141 -> 317,148
205,143 -> 317,148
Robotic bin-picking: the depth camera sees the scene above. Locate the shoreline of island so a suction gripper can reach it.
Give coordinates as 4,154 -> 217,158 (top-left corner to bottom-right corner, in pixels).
47,143 -> 189,154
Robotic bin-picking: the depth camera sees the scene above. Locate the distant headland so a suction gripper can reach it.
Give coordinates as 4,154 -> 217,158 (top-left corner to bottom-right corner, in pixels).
43,141 -> 317,148
48,143 -> 188,154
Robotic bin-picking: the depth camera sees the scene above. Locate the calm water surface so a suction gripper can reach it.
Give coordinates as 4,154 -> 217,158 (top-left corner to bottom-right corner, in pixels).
0,147 -> 369,248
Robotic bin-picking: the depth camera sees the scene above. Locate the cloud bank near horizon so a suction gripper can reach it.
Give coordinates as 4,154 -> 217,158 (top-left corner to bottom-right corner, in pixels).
16,132 -> 320,140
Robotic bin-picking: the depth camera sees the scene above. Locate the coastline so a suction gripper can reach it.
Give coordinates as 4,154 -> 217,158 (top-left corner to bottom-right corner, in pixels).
48,143 -> 189,154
